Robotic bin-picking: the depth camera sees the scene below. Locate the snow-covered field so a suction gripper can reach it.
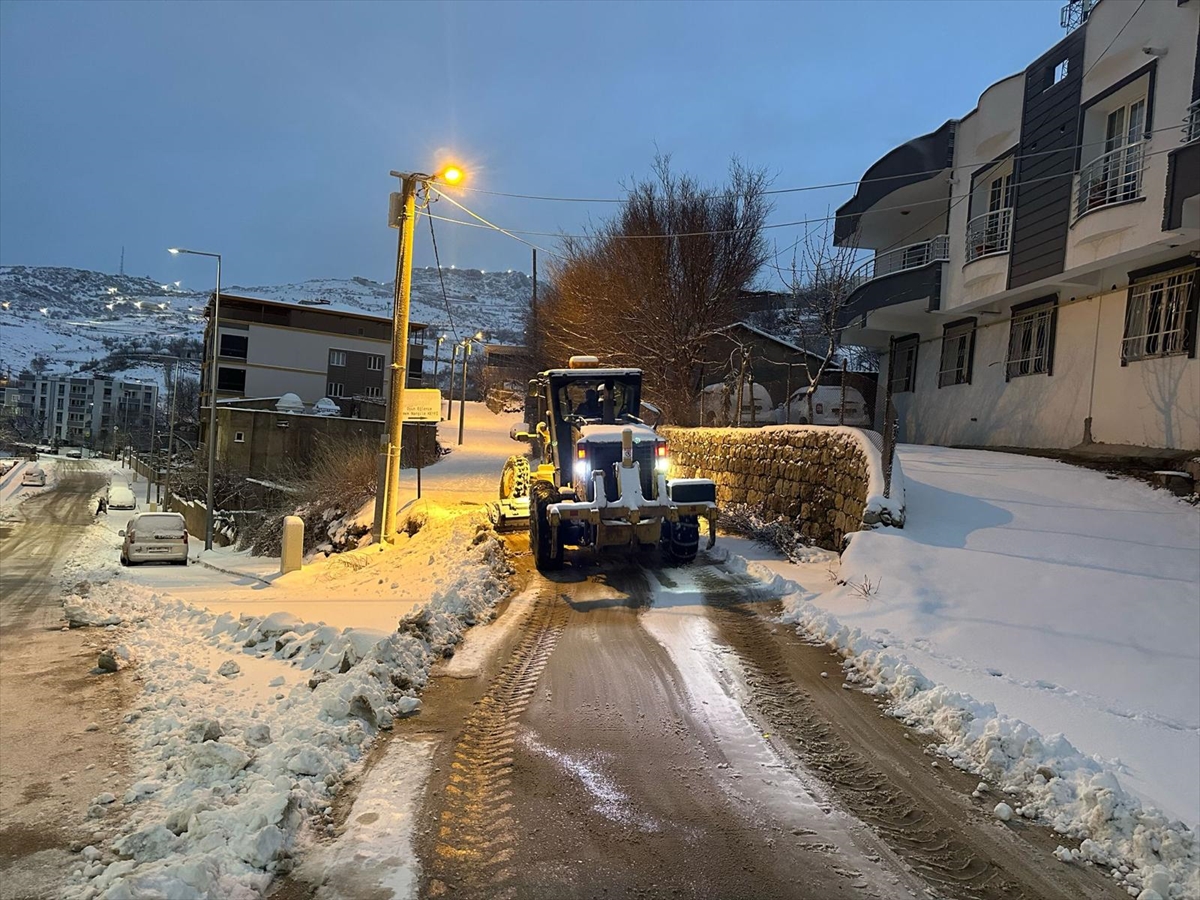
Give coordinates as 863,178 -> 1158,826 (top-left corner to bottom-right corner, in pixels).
720,445 -> 1200,898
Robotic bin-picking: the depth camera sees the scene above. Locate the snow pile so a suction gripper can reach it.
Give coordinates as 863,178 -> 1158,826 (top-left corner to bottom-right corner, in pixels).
59,507 -> 511,900
715,546 -> 1199,899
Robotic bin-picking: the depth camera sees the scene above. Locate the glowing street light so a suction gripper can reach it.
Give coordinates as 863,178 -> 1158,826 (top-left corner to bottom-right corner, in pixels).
440,165 -> 464,185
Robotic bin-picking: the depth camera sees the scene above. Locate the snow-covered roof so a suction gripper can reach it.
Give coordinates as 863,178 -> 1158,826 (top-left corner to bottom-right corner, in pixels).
718,322 -> 821,359
218,292 -> 428,330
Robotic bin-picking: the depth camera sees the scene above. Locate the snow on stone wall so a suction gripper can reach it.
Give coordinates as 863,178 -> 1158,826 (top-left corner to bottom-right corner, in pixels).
661,425 -> 905,550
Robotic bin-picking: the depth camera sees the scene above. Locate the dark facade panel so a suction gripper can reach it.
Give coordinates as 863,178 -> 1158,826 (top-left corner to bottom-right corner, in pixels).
843,264 -> 942,324
216,294 -> 423,342
834,120 -> 956,245
1009,29 -> 1086,290
1164,143 -> 1200,231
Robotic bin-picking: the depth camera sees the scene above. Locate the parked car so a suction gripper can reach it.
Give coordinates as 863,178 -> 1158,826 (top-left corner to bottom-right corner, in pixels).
65,448 -> 82,459
21,465 -> 47,487
119,512 -> 188,566
775,385 -> 872,427
107,484 -> 137,511
696,382 -> 774,427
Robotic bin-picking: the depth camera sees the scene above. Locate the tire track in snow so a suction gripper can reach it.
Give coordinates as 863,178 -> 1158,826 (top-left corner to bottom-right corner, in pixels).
695,566 -> 1124,900
423,586 -> 570,900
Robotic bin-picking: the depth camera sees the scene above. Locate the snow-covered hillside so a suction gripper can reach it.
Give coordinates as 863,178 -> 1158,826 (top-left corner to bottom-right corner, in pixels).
0,265 -> 532,384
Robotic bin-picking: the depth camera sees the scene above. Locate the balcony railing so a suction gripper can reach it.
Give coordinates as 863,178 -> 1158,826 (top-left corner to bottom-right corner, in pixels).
849,235 -> 949,289
1185,99 -> 1200,145
965,208 -> 1013,262
1075,141 -> 1145,218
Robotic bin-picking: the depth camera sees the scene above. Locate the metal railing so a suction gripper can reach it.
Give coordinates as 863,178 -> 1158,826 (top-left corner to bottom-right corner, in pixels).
965,208 -> 1013,262
1185,99 -> 1200,145
1060,0 -> 1095,32
849,234 -> 949,290
1075,141 -> 1145,217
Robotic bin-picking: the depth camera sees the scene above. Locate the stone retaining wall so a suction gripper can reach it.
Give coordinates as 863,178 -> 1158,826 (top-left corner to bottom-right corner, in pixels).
661,426 -> 904,551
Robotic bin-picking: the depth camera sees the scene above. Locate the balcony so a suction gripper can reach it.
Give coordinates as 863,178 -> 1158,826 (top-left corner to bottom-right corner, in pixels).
965,209 -> 1013,263
850,235 -> 949,287
1075,141 -> 1144,218
1185,99 -> 1200,146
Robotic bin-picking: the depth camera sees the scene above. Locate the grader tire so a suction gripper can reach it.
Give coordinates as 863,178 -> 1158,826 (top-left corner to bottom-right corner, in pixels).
529,480 -> 563,571
499,455 -> 531,501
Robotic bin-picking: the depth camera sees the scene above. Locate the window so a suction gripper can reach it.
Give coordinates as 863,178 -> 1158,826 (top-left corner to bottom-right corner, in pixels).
1052,58 -> 1069,86
889,336 -> 919,394
365,386 -> 382,398
327,382 -> 344,398
1006,299 -> 1057,379
366,354 -> 384,371
329,349 -> 347,367
216,367 -> 247,392
938,319 -> 976,388
234,431 -> 245,443
219,333 -> 248,359
1122,267 -> 1197,363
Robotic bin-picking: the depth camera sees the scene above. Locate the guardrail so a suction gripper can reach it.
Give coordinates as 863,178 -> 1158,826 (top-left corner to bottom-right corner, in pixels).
1075,141 -> 1144,217
965,208 -> 1013,262
1185,99 -> 1200,145
848,234 -> 949,290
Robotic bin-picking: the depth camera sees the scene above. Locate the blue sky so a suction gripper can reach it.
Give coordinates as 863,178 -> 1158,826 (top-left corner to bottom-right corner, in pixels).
0,0 -> 1066,288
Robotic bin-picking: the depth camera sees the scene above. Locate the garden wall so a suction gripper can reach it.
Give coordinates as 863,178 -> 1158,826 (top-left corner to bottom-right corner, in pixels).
661,425 -> 905,551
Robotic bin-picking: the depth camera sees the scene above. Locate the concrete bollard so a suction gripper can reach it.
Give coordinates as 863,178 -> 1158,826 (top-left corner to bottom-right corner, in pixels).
149,502 -> 157,512
281,515 -> 304,575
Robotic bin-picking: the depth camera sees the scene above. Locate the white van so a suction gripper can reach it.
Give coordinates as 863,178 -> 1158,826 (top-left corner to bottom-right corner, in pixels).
21,466 -> 47,487
697,382 -> 774,427
107,483 -> 137,511
776,385 -> 872,428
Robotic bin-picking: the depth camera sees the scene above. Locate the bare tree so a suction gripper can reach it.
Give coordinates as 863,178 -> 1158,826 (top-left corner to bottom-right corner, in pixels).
531,154 -> 772,424
775,218 -> 863,423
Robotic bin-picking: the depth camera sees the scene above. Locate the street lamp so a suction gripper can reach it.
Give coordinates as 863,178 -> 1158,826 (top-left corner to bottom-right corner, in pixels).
373,163 -> 465,544
458,331 -> 485,446
169,247 -> 222,550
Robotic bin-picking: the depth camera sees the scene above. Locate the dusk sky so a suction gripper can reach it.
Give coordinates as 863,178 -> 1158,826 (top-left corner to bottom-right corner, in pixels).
1,0 -> 1067,289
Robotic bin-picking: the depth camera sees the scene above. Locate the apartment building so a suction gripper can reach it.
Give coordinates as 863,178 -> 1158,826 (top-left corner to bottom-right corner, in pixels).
14,374 -> 158,448
835,0 -> 1199,453
201,294 -> 428,408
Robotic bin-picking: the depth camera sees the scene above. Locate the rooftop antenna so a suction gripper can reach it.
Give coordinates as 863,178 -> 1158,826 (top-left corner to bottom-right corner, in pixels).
119,245 -> 125,276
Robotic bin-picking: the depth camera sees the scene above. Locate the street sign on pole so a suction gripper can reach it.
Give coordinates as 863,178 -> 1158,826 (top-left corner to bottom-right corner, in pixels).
402,388 -> 442,423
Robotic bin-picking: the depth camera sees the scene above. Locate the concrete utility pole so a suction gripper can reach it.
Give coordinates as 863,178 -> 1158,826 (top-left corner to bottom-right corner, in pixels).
457,339 -> 471,445
377,173 -> 418,545
373,163 -> 464,544
447,343 -> 459,422
163,362 -> 180,508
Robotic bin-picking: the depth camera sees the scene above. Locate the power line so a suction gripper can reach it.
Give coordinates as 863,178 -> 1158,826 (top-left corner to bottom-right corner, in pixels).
425,207 -> 460,342
452,121 -> 1184,206
1083,0 -> 1147,81
423,142 -> 1182,246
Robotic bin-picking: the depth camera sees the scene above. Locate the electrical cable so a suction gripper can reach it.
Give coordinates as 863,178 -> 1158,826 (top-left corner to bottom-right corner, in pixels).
423,141 -> 1181,245
450,121 -> 1183,205
425,203 -> 460,342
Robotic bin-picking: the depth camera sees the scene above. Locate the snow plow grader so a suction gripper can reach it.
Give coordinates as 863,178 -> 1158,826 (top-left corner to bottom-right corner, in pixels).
497,356 -> 718,571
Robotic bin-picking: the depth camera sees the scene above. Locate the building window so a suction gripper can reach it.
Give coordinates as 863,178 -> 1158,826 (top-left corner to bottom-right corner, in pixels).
327,382 -> 344,398
1007,299 -> 1057,379
889,336 -> 919,394
329,349 -> 347,367
365,386 -> 382,398
1051,58 -> 1069,87
366,354 -> 384,371
219,333 -> 248,359
234,431 -> 245,443
938,319 -> 976,388
216,367 -> 247,392
1122,267 -> 1197,363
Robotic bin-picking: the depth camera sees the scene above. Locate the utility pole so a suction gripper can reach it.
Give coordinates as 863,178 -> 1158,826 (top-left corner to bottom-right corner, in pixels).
377,173 -> 417,544
146,408 -> 157,503
433,335 -> 445,418
458,339 -> 471,445
163,363 -> 180,508
371,163 -> 463,545
447,342 -> 459,422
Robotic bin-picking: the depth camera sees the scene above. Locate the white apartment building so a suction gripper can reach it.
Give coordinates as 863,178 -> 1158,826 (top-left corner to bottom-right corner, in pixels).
15,374 -> 158,448
836,0 -> 1199,453
202,294 -> 427,409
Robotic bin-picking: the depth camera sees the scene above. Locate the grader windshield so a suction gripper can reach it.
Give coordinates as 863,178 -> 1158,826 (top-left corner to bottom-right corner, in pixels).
549,371 -> 642,425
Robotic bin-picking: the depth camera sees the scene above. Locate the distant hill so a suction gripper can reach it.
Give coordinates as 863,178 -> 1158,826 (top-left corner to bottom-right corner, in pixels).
0,265 -> 532,384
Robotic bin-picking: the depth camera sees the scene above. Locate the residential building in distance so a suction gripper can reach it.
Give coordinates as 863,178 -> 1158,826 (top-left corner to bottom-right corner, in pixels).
835,0 -> 1199,454
13,373 -> 158,449
201,294 -> 427,409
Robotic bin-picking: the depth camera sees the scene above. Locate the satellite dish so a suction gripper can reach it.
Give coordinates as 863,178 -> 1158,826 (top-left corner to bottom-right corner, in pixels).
275,392 -> 304,413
